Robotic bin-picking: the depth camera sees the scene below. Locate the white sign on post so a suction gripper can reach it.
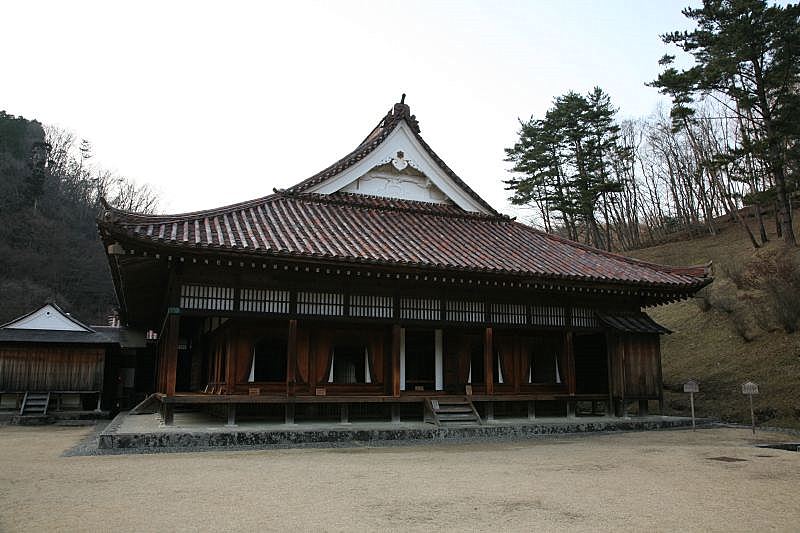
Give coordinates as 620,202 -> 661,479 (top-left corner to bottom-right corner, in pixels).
684,380 -> 699,431
741,381 -> 759,435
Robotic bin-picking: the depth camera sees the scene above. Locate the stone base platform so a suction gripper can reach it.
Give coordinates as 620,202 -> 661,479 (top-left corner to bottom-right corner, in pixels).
1,410 -> 109,426
98,411 -> 704,450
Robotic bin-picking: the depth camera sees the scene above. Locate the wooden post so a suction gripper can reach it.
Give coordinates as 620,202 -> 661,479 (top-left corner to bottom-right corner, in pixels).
638,399 -> 649,417
225,332 -> 236,395
340,404 -> 350,424
564,331 -> 576,396
527,401 -> 536,420
164,312 -> 180,397
484,327 -> 494,395
226,404 -> 237,427
285,403 -> 295,425
162,403 -> 174,426
391,404 -> 400,423
287,319 -> 298,396
485,401 -> 495,421
605,332 -> 614,418
391,324 -> 401,397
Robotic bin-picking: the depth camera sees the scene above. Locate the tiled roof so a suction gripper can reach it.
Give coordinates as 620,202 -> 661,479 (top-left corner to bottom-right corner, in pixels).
101,191 -> 710,289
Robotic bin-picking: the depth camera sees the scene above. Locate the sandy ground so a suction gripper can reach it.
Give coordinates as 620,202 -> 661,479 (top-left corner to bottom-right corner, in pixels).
0,426 -> 798,532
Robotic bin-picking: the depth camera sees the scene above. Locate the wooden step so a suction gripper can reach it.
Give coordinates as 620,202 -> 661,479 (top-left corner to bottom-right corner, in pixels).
20,392 -> 50,415
426,397 -> 482,427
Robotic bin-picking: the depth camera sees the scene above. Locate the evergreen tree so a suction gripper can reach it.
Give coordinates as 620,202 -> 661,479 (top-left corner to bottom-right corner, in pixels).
651,0 -> 800,245
505,88 -> 623,250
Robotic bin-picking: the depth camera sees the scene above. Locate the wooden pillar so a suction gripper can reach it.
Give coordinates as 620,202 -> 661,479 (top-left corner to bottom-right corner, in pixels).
164,312 -> 180,397
605,332 -> 614,417
391,324 -> 401,397
285,403 -> 295,425
224,332 -> 236,395
391,404 -> 400,423
527,401 -> 536,420
485,402 -> 495,421
226,404 -> 237,426
340,404 -> 350,424
483,327 -> 494,395
287,319 -> 298,396
162,403 -> 174,426
564,331 -> 576,396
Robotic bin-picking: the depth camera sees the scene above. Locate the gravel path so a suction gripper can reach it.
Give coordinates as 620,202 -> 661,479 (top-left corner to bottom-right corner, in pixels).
0,426 -> 798,532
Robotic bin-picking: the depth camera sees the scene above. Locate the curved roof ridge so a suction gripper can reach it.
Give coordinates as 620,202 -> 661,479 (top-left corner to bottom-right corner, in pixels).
514,221 -> 712,278
101,193 -> 281,223
283,191 -> 508,221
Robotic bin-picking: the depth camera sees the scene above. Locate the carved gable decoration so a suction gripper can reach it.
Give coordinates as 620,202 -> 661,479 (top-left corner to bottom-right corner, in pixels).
303,116 -> 491,214
340,162 -> 451,204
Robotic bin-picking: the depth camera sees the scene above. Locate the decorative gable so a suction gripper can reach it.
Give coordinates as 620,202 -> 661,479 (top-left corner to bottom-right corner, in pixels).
1,304 -> 93,332
300,103 -> 493,214
339,162 -> 451,205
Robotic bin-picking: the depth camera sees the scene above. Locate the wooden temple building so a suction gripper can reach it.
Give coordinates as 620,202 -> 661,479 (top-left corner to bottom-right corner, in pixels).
98,98 -> 711,426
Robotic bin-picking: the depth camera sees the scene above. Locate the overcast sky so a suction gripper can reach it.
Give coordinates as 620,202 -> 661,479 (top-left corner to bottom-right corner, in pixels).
2,1 -> 697,218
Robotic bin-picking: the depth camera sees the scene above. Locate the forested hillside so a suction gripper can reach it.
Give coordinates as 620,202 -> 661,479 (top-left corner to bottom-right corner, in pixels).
630,213 -> 800,429
0,111 -> 157,324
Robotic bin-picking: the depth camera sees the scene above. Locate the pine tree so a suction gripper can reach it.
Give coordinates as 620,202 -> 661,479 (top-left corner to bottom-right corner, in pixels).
651,0 -> 800,245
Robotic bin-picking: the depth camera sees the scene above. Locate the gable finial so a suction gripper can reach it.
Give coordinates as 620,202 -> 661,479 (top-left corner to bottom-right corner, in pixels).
400,93 -> 406,104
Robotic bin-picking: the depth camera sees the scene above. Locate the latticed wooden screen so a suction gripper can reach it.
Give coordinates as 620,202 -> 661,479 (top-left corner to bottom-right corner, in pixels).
530,305 -> 565,327
400,298 -> 441,320
297,291 -> 345,316
349,295 -> 394,318
239,289 -> 290,313
445,301 -> 485,322
180,285 -> 235,311
490,303 -> 527,325
572,307 -> 599,328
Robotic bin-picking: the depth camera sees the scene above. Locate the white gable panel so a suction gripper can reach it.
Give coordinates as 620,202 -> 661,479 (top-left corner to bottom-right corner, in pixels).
340,170 -> 451,204
4,304 -> 91,332
306,122 -> 491,214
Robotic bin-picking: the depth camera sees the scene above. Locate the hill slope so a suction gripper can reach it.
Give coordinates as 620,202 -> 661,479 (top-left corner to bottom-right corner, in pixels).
629,214 -> 800,430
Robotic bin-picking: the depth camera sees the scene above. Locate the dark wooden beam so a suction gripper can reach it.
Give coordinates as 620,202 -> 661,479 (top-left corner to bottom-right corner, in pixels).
484,327 -> 494,395
164,313 -> 180,396
391,324 -> 401,397
287,319 -> 298,396
564,331 -> 576,396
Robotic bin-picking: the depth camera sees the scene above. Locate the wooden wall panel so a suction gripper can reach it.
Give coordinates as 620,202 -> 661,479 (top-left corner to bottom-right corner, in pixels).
611,333 -> 661,398
0,345 -> 105,391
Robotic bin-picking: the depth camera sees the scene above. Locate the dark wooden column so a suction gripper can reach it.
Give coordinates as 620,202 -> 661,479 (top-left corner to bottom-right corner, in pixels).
391,324 -> 401,397
564,331 -> 576,417
287,319 -> 298,396
224,331 -> 236,394
164,311 -> 180,397
564,331 -> 576,395
484,327 -> 494,395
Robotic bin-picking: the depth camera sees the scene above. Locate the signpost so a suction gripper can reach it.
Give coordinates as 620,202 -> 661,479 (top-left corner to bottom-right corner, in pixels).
683,379 -> 699,431
741,381 -> 759,435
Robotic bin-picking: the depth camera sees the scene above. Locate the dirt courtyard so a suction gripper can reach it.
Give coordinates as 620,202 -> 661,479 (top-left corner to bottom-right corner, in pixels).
0,426 -> 797,532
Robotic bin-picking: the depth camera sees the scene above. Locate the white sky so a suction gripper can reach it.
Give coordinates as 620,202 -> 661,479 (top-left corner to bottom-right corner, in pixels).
2,1 -> 697,219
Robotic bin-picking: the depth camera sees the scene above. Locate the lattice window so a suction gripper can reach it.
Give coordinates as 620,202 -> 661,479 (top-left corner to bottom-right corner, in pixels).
297,291 -> 344,316
400,298 -> 441,321
180,285 -> 235,311
446,300 -> 485,323
239,289 -> 290,314
572,307 -> 599,328
491,303 -> 527,325
350,295 -> 394,318
530,305 -> 565,327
